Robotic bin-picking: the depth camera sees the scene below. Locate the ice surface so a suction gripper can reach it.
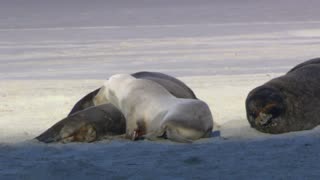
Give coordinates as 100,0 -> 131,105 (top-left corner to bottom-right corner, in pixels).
1,0 -> 320,179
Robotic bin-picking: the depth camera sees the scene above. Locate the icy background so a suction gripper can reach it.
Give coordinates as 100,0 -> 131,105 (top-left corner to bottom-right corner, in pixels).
1,0 -> 320,179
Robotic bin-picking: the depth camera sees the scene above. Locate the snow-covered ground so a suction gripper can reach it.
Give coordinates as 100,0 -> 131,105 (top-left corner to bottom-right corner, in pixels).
1,0 -> 320,179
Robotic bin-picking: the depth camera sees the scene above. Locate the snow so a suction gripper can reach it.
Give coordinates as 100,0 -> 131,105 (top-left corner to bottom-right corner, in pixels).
1,0 -> 320,179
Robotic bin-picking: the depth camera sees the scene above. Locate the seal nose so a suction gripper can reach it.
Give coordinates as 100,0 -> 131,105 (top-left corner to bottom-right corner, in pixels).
255,112 -> 273,126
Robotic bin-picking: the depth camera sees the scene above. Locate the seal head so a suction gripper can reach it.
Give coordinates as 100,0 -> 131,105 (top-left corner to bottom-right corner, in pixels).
246,87 -> 286,133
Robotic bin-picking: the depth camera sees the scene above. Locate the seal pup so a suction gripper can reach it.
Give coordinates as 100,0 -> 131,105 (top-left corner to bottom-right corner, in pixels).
36,104 -> 126,143
100,74 -> 213,143
68,71 -> 197,116
246,57 -> 320,134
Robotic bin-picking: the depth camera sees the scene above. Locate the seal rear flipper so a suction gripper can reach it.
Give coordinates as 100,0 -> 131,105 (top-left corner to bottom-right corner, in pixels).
59,120 -> 86,138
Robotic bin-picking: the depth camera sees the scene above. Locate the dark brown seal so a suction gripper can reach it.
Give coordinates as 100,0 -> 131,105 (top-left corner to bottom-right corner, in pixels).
246,57 -> 320,134
36,104 -> 126,143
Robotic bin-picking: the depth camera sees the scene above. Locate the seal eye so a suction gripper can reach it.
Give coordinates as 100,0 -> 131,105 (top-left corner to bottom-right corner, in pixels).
267,106 -> 282,118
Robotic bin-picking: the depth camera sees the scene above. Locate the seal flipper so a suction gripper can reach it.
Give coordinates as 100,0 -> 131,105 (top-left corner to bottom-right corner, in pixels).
143,128 -> 192,143
60,123 -> 97,143
165,127 -> 193,143
143,129 -> 166,141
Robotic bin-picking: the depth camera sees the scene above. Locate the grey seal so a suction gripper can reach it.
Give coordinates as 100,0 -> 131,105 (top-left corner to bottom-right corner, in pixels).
99,74 -> 213,143
246,57 -> 320,133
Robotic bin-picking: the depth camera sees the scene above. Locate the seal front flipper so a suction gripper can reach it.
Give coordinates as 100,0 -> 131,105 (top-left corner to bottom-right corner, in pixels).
60,123 -> 97,143
142,125 -> 192,143
142,129 -> 166,141
165,127 -> 193,143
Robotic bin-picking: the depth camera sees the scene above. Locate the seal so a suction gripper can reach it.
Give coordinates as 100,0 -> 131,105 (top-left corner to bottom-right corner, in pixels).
68,71 -> 197,116
36,104 -> 126,143
246,57 -> 320,134
36,71 -> 198,143
100,74 -> 213,143
287,57 -> 320,73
